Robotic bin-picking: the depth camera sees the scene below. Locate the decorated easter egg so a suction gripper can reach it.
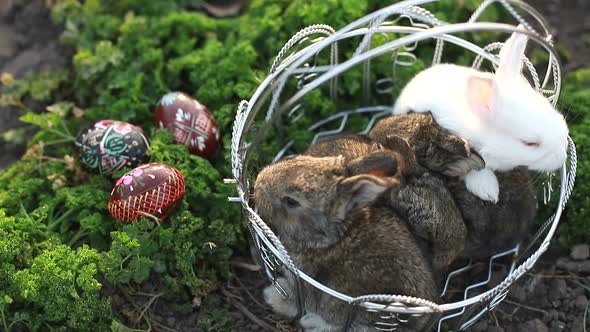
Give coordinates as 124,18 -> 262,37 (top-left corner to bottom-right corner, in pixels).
155,92 -> 220,159
108,163 -> 186,222
76,120 -> 149,175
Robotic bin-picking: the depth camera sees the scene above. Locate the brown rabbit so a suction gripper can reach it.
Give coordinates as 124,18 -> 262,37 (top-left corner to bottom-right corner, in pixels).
369,113 -> 537,260
254,154 -> 438,331
305,134 -> 467,273
369,113 -> 486,177
446,167 -> 537,260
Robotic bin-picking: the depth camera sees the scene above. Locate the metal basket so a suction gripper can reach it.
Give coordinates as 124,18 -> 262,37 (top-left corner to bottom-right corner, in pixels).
224,0 -> 578,330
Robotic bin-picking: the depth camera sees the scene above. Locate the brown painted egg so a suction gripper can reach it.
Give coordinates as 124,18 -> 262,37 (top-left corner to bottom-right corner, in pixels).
108,163 -> 186,222
155,92 -> 220,159
76,120 -> 149,175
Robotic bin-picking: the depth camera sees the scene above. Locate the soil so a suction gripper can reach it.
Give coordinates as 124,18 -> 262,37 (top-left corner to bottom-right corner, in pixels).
98,258 -> 296,332
532,0 -> 590,72
97,247 -> 590,332
450,246 -> 590,332
0,0 -> 589,331
0,0 -> 70,169
222,247 -> 590,332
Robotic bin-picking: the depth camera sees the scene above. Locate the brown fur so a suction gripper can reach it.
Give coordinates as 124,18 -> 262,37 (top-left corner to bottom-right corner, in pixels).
447,167 -> 537,260
306,134 -> 467,273
370,113 -> 537,260
254,155 -> 438,331
369,113 -> 485,176
305,135 -> 408,177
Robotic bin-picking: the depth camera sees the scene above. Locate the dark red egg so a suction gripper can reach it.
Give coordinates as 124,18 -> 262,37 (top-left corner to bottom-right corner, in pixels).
108,163 -> 185,222
155,92 -> 220,159
76,120 -> 149,175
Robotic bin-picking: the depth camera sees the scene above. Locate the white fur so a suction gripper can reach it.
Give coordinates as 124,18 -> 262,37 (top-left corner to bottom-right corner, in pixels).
464,168 -> 500,203
299,313 -> 337,332
262,279 -> 298,319
299,313 -> 373,332
393,25 -> 568,202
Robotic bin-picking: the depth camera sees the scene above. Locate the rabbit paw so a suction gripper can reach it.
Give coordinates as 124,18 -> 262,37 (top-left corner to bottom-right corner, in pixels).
464,168 -> 499,203
442,152 -> 485,177
299,313 -> 335,332
433,250 -> 459,271
263,279 -> 298,319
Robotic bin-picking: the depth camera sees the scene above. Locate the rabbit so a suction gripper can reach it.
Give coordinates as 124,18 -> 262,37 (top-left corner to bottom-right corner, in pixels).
369,113 -> 485,177
254,154 -> 439,331
304,134 -> 412,177
369,112 -> 537,260
305,134 -> 467,273
445,166 -> 537,260
392,25 -> 569,203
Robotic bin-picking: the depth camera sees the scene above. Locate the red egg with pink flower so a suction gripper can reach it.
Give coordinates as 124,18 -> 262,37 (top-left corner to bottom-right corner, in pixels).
108,163 -> 185,222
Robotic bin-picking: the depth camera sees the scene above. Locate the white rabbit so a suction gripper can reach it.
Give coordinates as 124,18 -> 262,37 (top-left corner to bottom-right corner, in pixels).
392,25 -> 569,203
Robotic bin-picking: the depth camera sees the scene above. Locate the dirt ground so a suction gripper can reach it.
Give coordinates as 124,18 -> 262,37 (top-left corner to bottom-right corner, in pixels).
0,0 -> 589,331
532,0 -> 590,71
225,248 -> 590,332
0,0 -> 70,169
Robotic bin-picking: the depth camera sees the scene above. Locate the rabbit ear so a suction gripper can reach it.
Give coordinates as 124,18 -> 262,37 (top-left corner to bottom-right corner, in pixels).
383,135 -> 423,175
346,151 -> 399,177
497,24 -> 529,77
337,174 -> 397,216
467,75 -> 496,117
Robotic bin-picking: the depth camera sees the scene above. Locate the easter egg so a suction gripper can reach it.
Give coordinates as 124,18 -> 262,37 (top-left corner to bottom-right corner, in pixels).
76,120 -> 149,175
155,92 -> 220,159
108,163 -> 186,222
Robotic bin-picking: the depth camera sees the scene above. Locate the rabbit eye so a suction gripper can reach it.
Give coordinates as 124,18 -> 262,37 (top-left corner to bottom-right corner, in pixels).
520,139 -> 540,148
281,196 -> 300,208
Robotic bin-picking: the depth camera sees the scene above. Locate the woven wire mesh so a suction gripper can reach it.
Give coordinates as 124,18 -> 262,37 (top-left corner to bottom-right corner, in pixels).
226,0 -> 577,330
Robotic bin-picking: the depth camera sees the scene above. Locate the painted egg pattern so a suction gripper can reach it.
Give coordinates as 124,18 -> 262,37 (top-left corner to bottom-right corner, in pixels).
155,92 -> 220,159
108,163 -> 185,222
76,120 -> 149,175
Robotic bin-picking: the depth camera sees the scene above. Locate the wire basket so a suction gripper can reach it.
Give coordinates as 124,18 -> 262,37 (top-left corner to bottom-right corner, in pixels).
225,0 -> 578,330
